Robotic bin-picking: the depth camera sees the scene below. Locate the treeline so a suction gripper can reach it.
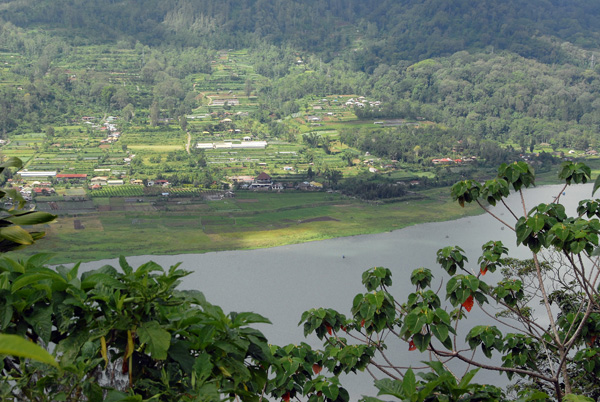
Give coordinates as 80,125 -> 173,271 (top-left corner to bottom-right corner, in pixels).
338,176 -> 407,200
339,125 -> 522,167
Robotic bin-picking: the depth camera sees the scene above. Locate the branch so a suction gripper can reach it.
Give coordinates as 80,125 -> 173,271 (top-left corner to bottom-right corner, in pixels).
519,188 -> 528,216
476,200 -> 515,231
552,183 -> 569,204
532,252 -> 561,346
500,198 -> 519,221
431,346 -> 556,383
478,301 -> 546,339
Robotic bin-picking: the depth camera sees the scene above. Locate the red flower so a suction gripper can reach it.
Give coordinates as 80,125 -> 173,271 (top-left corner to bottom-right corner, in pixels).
360,319 -> 365,328
326,325 -> 332,335
480,266 -> 488,275
462,295 -> 474,312
312,363 -> 322,374
283,392 -> 290,402
408,339 -> 417,351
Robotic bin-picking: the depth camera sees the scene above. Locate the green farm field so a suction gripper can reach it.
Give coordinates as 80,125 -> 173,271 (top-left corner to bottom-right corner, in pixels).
18,187 -> 478,263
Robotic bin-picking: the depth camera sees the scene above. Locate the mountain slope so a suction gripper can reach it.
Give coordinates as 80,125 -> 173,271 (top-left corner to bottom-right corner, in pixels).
0,0 -> 598,65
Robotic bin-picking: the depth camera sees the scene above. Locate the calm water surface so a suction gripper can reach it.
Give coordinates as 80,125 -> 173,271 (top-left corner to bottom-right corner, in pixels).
78,184 -> 592,398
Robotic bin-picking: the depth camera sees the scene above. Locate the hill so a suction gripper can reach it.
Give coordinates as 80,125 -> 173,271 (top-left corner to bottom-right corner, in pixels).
0,0 -> 599,65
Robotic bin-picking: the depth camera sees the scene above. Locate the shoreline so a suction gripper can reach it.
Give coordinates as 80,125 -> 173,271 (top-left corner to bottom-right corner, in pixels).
15,186 -> 484,264
12,174 -> 575,266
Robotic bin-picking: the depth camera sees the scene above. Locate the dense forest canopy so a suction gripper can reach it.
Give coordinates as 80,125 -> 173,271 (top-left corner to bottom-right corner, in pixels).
1,0 -> 600,64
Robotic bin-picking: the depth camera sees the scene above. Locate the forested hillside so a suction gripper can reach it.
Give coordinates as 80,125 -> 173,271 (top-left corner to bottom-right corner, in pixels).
0,0 -> 597,170
1,0 -> 599,64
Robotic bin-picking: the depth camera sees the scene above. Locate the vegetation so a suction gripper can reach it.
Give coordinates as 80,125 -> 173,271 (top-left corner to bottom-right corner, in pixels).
0,255 -> 278,401
3,3 -> 600,398
6,161 -> 600,402
293,161 -> 600,401
0,157 -> 55,250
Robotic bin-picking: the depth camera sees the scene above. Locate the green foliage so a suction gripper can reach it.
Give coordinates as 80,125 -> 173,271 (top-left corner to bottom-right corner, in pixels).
0,256 -> 275,401
0,157 -> 56,251
296,161 -> 600,401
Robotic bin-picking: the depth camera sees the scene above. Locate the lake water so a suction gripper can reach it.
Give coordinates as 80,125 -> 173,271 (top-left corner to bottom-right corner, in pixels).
77,183 -> 593,398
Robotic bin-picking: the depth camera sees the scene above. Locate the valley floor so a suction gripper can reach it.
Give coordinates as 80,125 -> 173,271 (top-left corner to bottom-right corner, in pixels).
15,187 -> 480,264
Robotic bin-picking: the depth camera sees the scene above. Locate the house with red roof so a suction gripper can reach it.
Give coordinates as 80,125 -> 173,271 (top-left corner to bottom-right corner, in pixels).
250,172 -> 273,189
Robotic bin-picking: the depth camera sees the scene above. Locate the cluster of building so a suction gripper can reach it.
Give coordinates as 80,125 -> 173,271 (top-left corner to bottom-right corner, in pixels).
83,116 -> 121,145
13,169 -> 173,194
229,172 -> 323,191
431,157 -> 476,165
344,96 -> 381,108
10,180 -> 56,201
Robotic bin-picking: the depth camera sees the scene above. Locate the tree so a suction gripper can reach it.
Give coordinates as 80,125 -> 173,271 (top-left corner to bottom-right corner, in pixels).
100,85 -> 117,110
324,167 -> 343,187
245,79 -> 253,97
293,161 -> 600,401
413,144 -> 421,158
150,101 -> 160,127
121,103 -> 135,122
179,114 -> 188,131
304,132 -> 322,148
45,126 -> 54,139
341,149 -> 358,167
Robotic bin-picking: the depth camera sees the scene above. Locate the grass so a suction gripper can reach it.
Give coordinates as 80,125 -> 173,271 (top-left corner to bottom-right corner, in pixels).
16,187 -> 479,264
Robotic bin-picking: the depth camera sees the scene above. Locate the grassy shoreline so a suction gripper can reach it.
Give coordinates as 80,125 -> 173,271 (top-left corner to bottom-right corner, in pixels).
14,187 -> 482,265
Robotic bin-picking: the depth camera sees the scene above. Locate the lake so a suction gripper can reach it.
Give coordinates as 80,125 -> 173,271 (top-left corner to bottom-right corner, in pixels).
77,183 -> 592,398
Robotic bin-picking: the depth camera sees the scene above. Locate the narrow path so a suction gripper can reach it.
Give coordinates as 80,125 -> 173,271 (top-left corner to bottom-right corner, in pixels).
185,131 -> 191,154
202,92 -> 213,105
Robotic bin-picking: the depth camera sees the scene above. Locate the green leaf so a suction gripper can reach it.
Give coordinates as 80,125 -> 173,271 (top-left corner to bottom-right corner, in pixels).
25,253 -> 56,269
412,333 -> 431,352
5,211 -> 56,225
24,305 -> 53,344
402,368 -> 416,397
119,255 -> 133,275
80,272 -> 126,290
193,353 -> 214,385
231,312 -> 272,326
527,215 -> 546,233
0,334 -> 58,367
0,300 -> 13,330
11,269 -> 67,292
0,225 -> 34,245
0,157 -> 22,169
104,393 -> 143,402
593,174 -> 600,196
457,368 -> 479,389
435,308 -> 451,325
374,378 -> 404,398
431,324 -> 449,343
138,321 -> 171,360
